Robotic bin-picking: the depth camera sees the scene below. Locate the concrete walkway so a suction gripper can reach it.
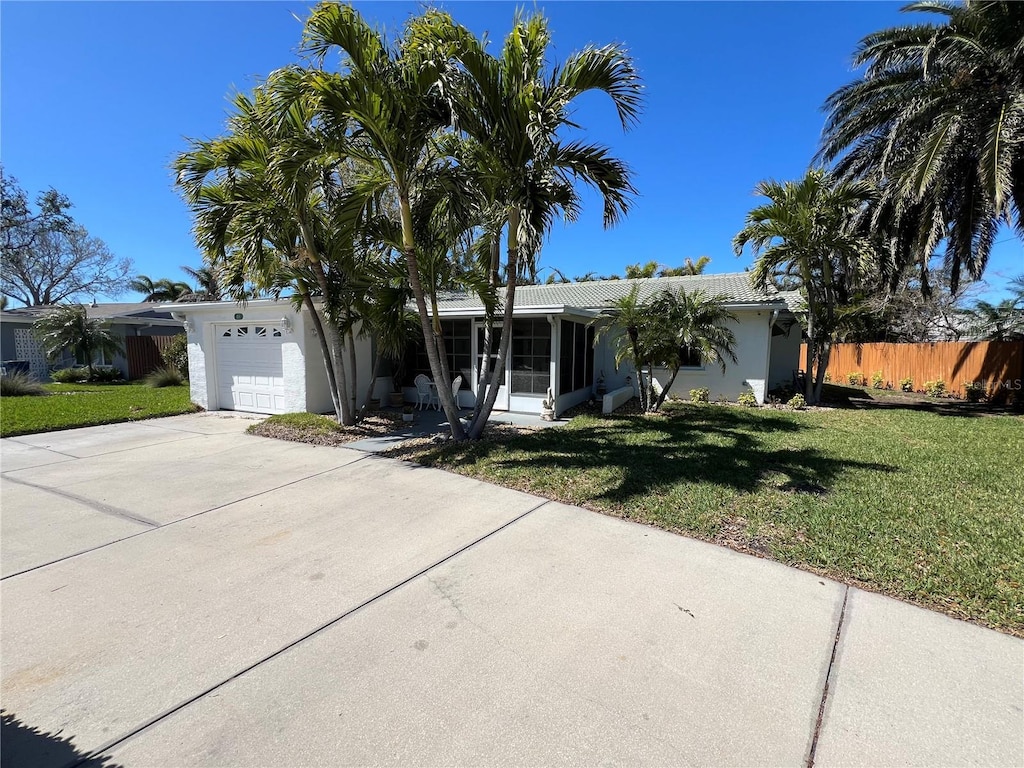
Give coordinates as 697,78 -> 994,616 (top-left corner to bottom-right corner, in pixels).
1,414 -> 1020,767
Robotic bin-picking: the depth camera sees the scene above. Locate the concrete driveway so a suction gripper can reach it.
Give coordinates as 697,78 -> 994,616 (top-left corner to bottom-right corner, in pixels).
1,413 -> 1021,767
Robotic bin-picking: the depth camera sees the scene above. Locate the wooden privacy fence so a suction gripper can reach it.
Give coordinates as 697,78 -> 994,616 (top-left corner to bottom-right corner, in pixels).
126,334 -> 182,380
799,341 -> 1024,397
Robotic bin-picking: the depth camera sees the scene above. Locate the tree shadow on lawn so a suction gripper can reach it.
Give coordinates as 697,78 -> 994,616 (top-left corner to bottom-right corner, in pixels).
415,406 -> 896,507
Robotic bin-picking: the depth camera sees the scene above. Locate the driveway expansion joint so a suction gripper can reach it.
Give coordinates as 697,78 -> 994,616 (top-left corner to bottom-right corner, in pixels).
64,498 -> 550,768
2,474 -> 159,528
805,584 -> 850,768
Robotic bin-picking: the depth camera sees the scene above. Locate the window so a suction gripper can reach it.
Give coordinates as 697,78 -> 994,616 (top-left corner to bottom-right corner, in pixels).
409,320 -> 472,388
510,318 -> 550,394
679,345 -> 703,368
558,320 -> 595,395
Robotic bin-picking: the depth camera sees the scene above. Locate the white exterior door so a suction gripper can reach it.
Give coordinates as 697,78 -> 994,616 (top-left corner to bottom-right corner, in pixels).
214,324 -> 287,414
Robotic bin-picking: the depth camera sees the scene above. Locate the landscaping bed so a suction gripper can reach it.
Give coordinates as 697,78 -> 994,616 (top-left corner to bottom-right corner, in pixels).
385,401 -> 1024,636
247,411 -> 406,446
0,383 -> 198,437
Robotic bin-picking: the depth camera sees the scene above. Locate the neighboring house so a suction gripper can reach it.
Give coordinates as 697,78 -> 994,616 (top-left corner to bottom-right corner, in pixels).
173,273 -> 802,417
0,303 -> 184,381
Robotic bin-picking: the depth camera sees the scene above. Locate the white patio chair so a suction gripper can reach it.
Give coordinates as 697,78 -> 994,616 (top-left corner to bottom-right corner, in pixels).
413,374 -> 433,410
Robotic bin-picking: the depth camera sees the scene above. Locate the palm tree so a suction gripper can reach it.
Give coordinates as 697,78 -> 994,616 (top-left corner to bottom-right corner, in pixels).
733,169 -> 876,404
965,298 -> 1024,341
432,10 -> 641,438
130,275 -> 192,302
625,261 -> 660,279
645,289 -> 737,411
175,73 -> 360,424
593,286 -> 736,412
662,256 -> 711,276
300,3 -> 476,436
593,285 -> 651,411
179,265 -> 225,301
819,0 -> 1024,292
33,304 -> 123,379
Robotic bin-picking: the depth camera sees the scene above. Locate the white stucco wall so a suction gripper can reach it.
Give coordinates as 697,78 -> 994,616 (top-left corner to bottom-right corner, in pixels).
303,321 -> 375,414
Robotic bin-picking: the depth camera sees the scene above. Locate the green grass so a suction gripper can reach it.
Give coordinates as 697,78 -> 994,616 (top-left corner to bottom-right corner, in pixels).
0,382 -> 198,437
399,402 -> 1024,635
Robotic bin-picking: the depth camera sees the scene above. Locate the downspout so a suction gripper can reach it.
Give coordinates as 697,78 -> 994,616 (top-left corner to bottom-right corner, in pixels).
762,309 -> 780,404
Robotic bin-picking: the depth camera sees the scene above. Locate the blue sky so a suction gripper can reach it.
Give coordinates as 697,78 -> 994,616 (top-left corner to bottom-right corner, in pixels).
1,1 -> 1019,303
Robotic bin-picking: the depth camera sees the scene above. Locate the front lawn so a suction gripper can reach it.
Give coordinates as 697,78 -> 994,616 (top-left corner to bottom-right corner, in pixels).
0,383 -> 198,437
390,402 -> 1024,635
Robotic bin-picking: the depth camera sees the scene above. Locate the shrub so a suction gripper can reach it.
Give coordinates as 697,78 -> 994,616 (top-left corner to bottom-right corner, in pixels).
847,372 -> 866,386
689,387 -> 710,403
161,334 -> 188,378
871,371 -> 885,389
963,381 -> 986,403
924,379 -> 946,398
51,367 -> 91,383
788,393 -> 807,410
737,388 -> 759,407
1,371 -> 46,397
90,367 -> 123,383
900,377 -> 914,392
146,365 -> 185,388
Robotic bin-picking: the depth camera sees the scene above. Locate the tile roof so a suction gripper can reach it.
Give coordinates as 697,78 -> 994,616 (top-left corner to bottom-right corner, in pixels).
435,273 -> 801,312
1,303 -> 181,324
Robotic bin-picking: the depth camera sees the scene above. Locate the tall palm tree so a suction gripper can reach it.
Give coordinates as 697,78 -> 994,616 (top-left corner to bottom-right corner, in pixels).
33,304 -> 123,379
733,169 -> 876,404
300,3 -> 473,436
432,10 -> 641,438
819,0 -> 1024,292
175,73 -> 359,424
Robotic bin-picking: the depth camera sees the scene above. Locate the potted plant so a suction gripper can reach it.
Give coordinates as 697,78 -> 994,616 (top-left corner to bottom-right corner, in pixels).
402,405 -> 414,422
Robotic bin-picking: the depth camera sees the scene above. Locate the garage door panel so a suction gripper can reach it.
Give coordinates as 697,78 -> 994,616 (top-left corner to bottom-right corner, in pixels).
214,324 -> 289,415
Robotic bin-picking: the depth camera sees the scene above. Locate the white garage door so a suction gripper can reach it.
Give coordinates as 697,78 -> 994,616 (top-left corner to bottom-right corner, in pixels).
214,324 -> 288,414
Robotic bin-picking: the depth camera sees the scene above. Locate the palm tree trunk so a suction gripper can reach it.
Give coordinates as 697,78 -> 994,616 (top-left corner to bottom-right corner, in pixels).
346,322 -> 359,422
629,329 -> 647,411
299,221 -> 353,425
813,341 -> 831,403
472,231 -> 502,424
301,289 -> 343,422
653,366 -> 680,411
468,207 -> 521,440
400,193 -> 466,440
361,349 -> 383,416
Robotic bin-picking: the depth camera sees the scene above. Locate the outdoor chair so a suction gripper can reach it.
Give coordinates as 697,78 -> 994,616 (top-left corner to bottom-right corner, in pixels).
413,374 -> 435,410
